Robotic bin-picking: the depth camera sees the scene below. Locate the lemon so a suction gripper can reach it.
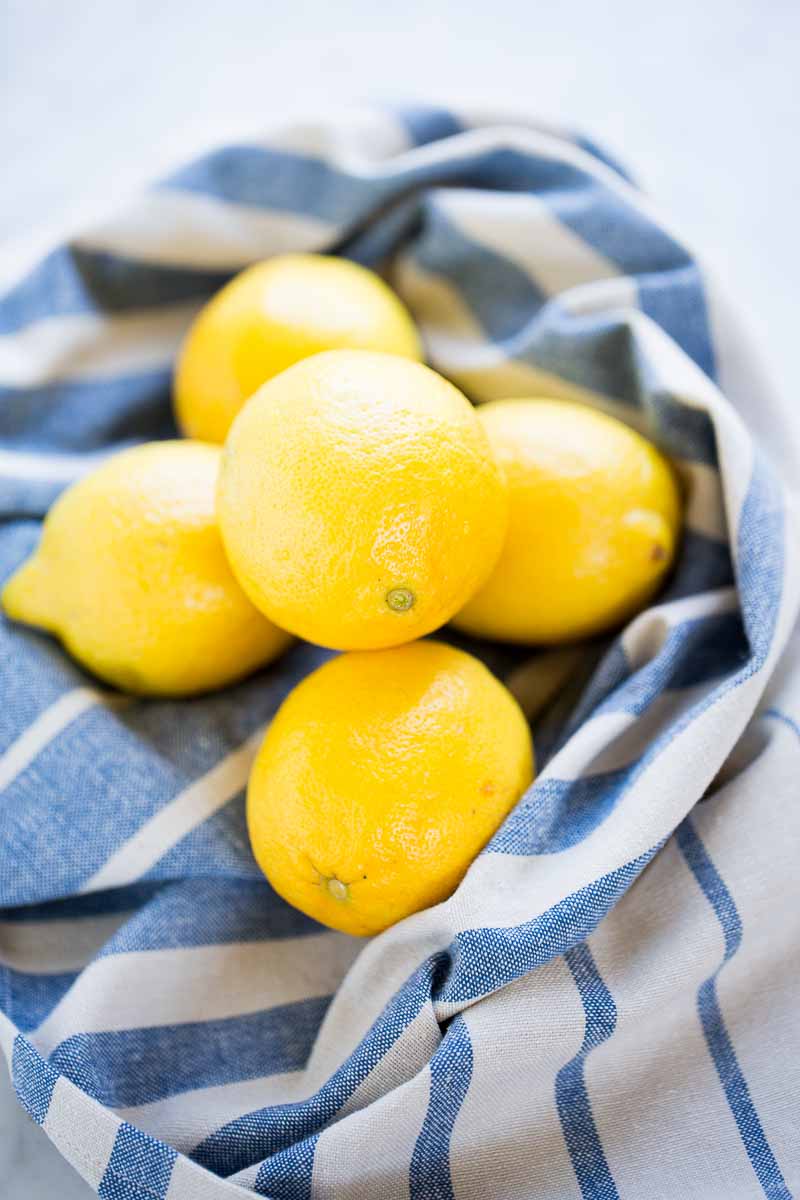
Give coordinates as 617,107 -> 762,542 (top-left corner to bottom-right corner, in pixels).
453,399 -> 682,644
218,350 -> 509,651
247,640 -> 534,936
174,254 -> 423,443
2,442 -> 291,695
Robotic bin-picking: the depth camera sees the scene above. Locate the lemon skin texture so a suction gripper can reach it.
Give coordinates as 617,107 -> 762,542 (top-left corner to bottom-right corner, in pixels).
174,254 -> 423,443
453,399 -> 682,644
218,350 -> 509,651
1,441 -> 291,696
247,640 -> 535,936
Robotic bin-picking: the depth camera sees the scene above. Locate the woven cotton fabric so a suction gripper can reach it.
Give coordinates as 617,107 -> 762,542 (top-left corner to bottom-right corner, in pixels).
1,106 -> 799,1200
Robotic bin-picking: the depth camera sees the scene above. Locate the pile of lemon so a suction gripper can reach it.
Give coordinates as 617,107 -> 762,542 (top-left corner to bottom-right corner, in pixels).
3,255 -> 681,936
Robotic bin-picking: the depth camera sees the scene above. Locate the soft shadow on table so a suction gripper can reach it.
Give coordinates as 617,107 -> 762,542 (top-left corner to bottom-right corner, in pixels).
0,1060 -> 94,1199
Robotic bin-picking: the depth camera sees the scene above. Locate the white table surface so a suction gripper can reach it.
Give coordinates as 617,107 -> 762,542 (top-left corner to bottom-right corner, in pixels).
1,0 -> 798,1194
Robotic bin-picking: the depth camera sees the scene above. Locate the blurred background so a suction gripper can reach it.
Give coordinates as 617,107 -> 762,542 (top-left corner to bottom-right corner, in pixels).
1,0 -> 798,1194
2,0 -> 799,403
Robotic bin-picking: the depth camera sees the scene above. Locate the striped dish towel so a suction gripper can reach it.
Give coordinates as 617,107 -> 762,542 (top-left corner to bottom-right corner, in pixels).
1,105 -> 799,1200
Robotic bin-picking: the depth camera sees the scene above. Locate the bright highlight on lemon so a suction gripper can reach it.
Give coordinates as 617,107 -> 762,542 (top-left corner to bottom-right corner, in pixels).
453,398 -> 682,644
246,640 -> 535,936
1,442 -> 291,696
218,349 -> 509,651
174,253 -> 423,443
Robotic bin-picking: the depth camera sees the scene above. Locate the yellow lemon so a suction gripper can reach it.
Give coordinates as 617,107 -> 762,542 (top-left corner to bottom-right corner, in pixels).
218,350 -> 509,651
452,399 -> 682,644
247,640 -> 534,936
2,441 -> 291,696
174,254 -> 423,442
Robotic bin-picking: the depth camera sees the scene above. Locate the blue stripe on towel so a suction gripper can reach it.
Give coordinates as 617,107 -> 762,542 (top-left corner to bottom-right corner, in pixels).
0,883 -> 163,924
434,851 -> 656,1007
0,246 -> 229,334
489,769 -> 632,856
590,612 -> 748,722
96,878 -> 322,955
99,1123 -> 177,1200
139,793 -> 263,884
412,204 -> 545,341
410,1016 -> 473,1200
676,819 -> 791,1199
0,966 -> 79,1032
397,105 -> 464,147
0,368 -> 174,452
0,704 -> 243,904
762,707 -> 800,742
163,144 -> 380,226
254,1133 -> 320,1200
12,1034 -> 59,1124
638,262 -> 716,380
572,134 -> 634,182
192,952 -> 447,1177
735,456 -> 785,663
490,612 -> 750,860
49,995 -> 331,1109
556,944 -> 619,1200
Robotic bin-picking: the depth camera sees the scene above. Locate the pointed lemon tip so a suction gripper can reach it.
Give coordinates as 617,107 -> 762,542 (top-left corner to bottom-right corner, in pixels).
1,556 -> 56,631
